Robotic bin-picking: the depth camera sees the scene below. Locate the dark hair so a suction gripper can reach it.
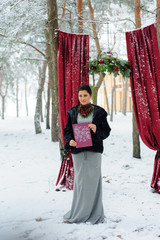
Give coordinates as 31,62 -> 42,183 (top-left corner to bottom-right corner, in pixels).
78,85 -> 92,95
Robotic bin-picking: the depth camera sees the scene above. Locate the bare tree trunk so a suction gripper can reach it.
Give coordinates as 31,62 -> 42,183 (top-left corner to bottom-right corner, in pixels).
45,30 -> 52,130
107,23 -> 110,50
133,111 -> 141,157
43,90 -> 47,118
0,67 -> 8,120
47,0 -> 59,142
124,78 -> 128,114
157,0 -> 160,51
77,0 -> 83,33
1,95 -> 5,120
69,11 -> 73,32
46,77 -> 51,129
130,95 -> 132,112
34,67 -> 43,134
110,76 -> 116,121
103,80 -> 110,114
133,0 -> 141,158
110,90 -> 114,122
87,0 -> 101,55
40,94 -> 44,122
135,0 -> 141,28
91,73 -> 104,105
45,31 -> 51,129
16,79 -> 19,118
114,78 -> 117,114
92,87 -> 98,105
122,78 -> 128,115
34,62 -> 47,134
122,77 -> 125,113
25,79 -> 29,116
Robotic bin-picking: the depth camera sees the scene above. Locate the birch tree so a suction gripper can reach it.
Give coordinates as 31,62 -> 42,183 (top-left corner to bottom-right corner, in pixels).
16,78 -> 19,117
0,66 -> 8,120
34,61 -> 47,134
24,78 -> 29,116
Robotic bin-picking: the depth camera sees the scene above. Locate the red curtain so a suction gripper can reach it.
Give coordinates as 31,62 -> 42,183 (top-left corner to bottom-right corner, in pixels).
126,24 -> 160,191
56,30 -> 89,190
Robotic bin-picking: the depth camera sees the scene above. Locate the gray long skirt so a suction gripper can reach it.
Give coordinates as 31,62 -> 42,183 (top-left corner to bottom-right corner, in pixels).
63,151 -> 104,224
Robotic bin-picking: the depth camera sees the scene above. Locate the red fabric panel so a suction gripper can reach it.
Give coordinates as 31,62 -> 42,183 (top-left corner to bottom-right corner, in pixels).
151,153 -> 160,190
126,24 -> 160,190
56,31 -> 89,189
126,24 -> 160,150
57,31 -> 89,145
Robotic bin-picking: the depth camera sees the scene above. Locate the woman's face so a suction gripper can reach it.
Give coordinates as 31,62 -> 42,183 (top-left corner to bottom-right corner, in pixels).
78,90 -> 91,105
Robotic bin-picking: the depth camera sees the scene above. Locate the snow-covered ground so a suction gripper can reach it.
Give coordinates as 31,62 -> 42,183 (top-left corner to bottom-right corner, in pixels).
0,113 -> 160,240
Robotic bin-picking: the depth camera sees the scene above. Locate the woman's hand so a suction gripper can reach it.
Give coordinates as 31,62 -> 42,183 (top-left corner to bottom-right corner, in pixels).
69,139 -> 77,147
88,124 -> 96,133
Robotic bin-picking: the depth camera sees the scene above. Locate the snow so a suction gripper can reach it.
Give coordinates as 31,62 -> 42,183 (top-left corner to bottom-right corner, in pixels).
0,113 -> 160,240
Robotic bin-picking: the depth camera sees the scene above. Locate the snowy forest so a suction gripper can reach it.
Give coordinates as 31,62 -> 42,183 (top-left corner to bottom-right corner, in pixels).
1,0 -> 160,240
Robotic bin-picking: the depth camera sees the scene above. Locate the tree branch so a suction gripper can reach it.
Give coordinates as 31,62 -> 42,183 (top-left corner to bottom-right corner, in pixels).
0,34 -> 7,38
20,40 -> 46,58
87,0 -> 101,55
0,33 -> 46,58
108,35 -> 116,53
59,0 -> 67,28
23,58 -> 47,62
95,73 -> 104,90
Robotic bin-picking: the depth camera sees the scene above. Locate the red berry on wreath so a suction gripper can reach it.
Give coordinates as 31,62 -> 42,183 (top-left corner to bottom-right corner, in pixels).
99,59 -> 104,64
114,66 -> 118,72
108,59 -> 112,63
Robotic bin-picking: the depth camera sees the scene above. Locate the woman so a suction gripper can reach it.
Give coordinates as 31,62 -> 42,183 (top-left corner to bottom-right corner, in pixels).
63,84 -> 111,224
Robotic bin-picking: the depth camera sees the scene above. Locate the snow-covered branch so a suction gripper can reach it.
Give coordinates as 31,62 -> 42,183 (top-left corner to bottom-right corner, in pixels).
0,33 -> 46,58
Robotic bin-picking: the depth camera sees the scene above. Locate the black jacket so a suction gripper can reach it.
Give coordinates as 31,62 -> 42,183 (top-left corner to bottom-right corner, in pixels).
63,104 -> 111,154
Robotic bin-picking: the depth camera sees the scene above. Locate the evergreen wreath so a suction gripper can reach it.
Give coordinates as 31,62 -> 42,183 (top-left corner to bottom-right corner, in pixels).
88,56 -> 131,78
78,104 -> 94,118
